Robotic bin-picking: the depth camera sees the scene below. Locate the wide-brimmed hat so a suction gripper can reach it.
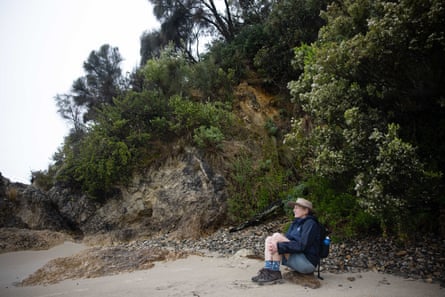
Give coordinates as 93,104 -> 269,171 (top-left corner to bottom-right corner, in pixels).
287,197 -> 313,211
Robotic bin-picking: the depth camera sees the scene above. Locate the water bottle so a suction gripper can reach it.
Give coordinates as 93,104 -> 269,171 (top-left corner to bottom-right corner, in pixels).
321,236 -> 330,258
323,236 -> 331,246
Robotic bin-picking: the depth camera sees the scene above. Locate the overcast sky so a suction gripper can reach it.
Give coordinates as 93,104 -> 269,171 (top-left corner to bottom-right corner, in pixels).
0,0 -> 159,184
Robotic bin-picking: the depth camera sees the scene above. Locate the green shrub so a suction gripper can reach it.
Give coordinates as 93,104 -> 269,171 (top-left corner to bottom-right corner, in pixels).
168,95 -> 234,138
286,176 -> 380,239
75,131 -> 132,199
227,150 -> 290,223
264,119 -> 278,136
31,169 -> 55,191
193,126 -> 224,150
56,126 -> 132,200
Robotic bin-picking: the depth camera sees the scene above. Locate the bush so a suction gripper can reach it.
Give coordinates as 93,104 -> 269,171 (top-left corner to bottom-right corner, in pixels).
227,147 -> 290,223
286,176 -> 380,239
56,126 -> 132,200
286,0 -> 445,238
31,169 -> 55,191
168,95 -> 234,139
193,126 -> 224,150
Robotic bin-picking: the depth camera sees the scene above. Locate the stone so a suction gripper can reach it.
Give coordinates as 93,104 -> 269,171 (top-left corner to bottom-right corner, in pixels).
99,147 -> 228,239
0,176 -> 67,231
282,270 -> 321,289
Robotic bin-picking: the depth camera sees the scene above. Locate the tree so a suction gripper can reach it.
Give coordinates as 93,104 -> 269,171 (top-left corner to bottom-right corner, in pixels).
237,0 -> 274,25
142,0 -> 273,63
58,44 -> 124,123
140,30 -> 163,65
150,0 -> 237,40
286,0 -> 445,235
254,0 -> 328,88
54,93 -> 85,134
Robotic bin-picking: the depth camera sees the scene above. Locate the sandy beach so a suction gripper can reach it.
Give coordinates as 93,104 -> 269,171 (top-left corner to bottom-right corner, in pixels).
0,242 -> 443,297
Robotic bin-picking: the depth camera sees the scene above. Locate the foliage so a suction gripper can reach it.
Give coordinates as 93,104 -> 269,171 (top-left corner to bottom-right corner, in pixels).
264,118 -> 278,136
227,138 -> 291,223
193,126 -> 224,150
53,48 -> 235,199
31,169 -> 56,192
189,53 -> 236,101
54,94 -> 85,134
140,30 -> 163,64
253,0 -> 328,88
205,25 -> 266,84
206,0 -> 328,90
169,96 -> 233,135
71,130 -> 132,198
55,44 -> 124,124
141,47 -> 190,97
141,46 -> 235,101
355,124 -> 441,235
55,115 -> 134,198
55,94 -> 233,198
142,0 -> 270,62
286,0 -> 445,235
286,176 -> 380,239
41,0 -> 445,237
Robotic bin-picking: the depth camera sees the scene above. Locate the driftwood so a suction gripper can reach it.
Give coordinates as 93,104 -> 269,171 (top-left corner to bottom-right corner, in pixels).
229,200 -> 284,232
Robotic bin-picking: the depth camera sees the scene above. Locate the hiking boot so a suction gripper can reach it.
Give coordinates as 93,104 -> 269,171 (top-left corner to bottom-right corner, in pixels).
256,269 -> 283,285
251,268 -> 268,282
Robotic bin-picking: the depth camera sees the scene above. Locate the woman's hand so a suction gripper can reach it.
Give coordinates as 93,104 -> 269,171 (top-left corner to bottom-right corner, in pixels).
267,241 -> 278,253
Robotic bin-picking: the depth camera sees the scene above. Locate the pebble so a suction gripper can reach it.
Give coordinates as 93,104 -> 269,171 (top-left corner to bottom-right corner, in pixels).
134,218 -> 445,285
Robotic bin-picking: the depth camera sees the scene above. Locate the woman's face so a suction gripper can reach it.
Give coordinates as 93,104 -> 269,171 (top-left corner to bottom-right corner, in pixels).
293,204 -> 309,218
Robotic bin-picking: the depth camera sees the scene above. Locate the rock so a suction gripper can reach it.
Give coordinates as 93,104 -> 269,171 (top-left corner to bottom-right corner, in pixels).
0,176 -> 67,231
282,270 -> 321,289
43,147 -> 228,239
232,248 -> 256,259
1,147 -> 227,240
47,186 -> 98,232
80,148 -> 227,239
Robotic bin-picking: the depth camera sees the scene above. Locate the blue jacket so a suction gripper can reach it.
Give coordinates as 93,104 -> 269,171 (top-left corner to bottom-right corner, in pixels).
277,216 -> 321,267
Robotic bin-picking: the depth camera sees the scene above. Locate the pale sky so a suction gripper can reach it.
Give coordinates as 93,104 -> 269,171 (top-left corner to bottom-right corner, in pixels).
0,0 -> 159,184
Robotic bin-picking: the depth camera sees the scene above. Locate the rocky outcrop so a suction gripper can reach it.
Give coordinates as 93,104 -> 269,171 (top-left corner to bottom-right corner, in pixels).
0,147 -> 227,239
82,148 -> 227,239
0,174 -> 67,231
46,187 -> 99,233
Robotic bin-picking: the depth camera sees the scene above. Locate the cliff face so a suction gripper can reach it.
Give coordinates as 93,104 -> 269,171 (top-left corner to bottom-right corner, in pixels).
1,147 -> 226,240
0,82 -> 281,239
